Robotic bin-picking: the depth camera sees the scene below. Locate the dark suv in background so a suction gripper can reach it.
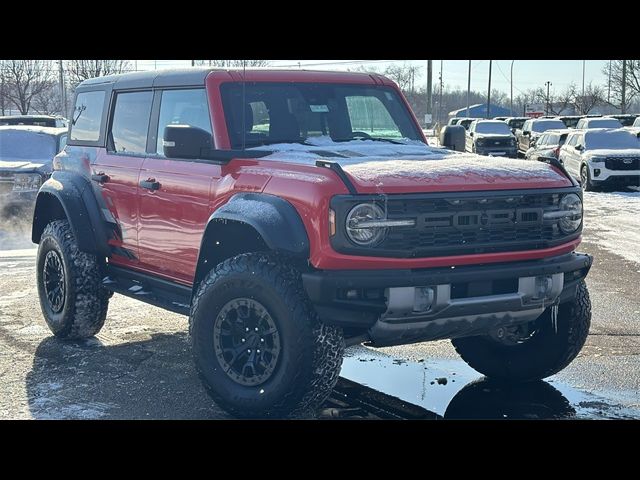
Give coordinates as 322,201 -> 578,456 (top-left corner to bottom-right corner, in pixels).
466,119 -> 518,157
0,125 -> 67,215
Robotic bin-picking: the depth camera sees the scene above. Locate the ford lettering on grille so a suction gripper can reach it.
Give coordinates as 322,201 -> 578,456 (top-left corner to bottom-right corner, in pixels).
423,208 -> 542,229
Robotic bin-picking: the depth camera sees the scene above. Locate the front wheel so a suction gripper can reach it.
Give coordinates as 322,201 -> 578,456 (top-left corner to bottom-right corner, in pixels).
452,281 -> 591,382
581,164 -> 594,191
190,253 -> 344,418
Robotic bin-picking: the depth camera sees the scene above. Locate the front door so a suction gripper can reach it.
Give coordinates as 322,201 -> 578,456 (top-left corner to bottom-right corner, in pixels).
137,88 -> 219,284
92,90 -> 153,266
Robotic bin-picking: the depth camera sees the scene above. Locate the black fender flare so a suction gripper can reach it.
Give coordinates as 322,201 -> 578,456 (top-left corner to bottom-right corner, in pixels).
32,171 -> 110,257
208,193 -> 310,256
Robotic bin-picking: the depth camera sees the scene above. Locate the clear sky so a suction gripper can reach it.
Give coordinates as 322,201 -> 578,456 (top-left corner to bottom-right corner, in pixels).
133,60 -> 610,96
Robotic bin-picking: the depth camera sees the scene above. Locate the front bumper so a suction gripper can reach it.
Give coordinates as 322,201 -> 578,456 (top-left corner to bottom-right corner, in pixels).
302,252 -> 592,347
476,147 -> 518,158
588,165 -> 640,187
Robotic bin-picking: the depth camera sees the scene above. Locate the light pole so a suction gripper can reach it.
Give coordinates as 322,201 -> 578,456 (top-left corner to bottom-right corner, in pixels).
486,60 -> 492,119
466,60 -> 471,118
510,60 -> 515,116
581,60 -> 586,114
438,60 -> 443,125
545,81 -> 552,115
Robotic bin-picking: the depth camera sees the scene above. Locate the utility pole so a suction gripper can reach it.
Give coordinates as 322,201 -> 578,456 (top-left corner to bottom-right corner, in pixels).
545,81 -> 552,115
466,60 -> 471,118
581,60 -> 585,114
486,60 -> 492,119
58,60 -> 65,116
621,60 -> 627,113
510,60 -> 515,116
191,60 -> 195,67
438,60 -> 443,126
426,60 -> 432,118
135,60 -> 138,71
607,59 -> 612,104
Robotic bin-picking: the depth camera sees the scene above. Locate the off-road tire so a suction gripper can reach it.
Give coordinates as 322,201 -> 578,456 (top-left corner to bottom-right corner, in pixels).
37,220 -> 109,339
452,281 -> 591,382
190,253 -> 345,418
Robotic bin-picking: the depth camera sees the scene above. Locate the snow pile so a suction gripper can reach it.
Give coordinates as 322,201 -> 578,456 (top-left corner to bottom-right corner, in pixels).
583,190 -> 640,265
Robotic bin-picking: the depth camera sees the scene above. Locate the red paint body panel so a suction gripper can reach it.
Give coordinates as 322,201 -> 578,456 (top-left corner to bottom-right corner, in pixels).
93,150 -> 143,263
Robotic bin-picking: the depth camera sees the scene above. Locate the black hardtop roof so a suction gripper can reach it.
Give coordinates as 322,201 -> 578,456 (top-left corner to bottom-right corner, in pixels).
75,67 -> 380,91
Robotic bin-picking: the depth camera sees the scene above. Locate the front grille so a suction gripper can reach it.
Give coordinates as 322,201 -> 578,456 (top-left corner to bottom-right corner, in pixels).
0,172 -> 15,195
478,138 -> 512,148
605,157 -> 640,170
331,189 -> 580,258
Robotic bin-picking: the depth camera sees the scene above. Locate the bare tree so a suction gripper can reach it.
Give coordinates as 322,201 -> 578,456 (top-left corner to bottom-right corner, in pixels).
65,60 -> 133,88
603,60 -> 640,112
574,82 -> 605,114
198,60 -> 270,68
31,84 -> 63,115
1,60 -> 56,114
383,63 -> 421,93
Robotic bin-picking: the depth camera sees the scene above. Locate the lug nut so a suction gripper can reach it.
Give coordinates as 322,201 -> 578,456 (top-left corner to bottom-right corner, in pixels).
261,338 -> 265,343
247,349 -> 252,353
245,327 -> 249,332
241,338 -> 246,342
257,349 -> 260,353
255,327 -> 259,332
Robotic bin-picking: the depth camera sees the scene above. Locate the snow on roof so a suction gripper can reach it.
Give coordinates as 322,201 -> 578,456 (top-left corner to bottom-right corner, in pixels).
0,125 -> 67,135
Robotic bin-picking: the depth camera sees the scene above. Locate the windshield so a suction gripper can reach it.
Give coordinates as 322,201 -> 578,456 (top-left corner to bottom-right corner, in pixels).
220,82 -> 422,148
532,120 -> 565,133
0,130 -> 56,159
508,118 -> 526,129
585,130 -> 640,150
475,122 -> 512,135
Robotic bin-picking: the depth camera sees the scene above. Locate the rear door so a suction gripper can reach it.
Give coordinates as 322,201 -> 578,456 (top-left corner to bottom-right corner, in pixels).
137,88 -> 220,284
92,90 -> 153,265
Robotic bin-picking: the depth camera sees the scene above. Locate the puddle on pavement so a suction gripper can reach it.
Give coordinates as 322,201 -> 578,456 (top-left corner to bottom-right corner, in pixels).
339,345 -> 640,419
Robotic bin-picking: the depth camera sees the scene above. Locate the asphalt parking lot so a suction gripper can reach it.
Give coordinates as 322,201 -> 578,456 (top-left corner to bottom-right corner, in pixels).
1,189 -> 639,419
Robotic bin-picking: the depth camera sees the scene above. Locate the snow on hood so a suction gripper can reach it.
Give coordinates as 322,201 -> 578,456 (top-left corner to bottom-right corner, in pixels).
584,148 -> 640,157
474,133 -> 514,139
0,160 -> 46,171
251,136 -> 571,193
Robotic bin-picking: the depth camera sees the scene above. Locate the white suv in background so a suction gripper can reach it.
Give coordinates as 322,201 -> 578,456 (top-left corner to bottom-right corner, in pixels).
558,128 -> 640,191
575,117 -> 623,129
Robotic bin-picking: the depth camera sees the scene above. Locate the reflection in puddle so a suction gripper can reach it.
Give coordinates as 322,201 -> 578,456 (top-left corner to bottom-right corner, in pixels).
338,345 -> 640,419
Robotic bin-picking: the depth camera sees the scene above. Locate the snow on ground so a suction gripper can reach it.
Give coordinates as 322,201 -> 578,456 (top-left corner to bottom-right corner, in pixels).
583,188 -> 640,266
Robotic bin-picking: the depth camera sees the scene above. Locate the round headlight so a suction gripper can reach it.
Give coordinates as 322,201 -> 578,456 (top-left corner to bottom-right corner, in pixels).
346,203 -> 387,246
558,193 -> 582,233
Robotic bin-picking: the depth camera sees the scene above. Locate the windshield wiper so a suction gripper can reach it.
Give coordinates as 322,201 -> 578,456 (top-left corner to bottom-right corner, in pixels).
332,137 -> 406,145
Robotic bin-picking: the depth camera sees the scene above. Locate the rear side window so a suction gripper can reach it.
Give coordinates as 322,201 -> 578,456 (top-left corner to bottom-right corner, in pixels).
109,91 -> 153,155
155,89 -> 212,155
70,91 -> 105,142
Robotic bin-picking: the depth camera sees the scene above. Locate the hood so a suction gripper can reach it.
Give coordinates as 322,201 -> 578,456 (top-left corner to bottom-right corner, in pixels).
253,137 -> 571,193
0,159 -> 47,172
584,148 -> 640,157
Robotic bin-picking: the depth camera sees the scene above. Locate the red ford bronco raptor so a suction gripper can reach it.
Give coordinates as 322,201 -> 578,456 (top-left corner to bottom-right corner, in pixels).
32,68 -> 591,417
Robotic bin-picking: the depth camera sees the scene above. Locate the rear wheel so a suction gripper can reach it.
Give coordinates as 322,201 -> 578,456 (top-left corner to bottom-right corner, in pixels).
37,220 -> 109,339
452,281 -> 591,382
190,253 -> 344,418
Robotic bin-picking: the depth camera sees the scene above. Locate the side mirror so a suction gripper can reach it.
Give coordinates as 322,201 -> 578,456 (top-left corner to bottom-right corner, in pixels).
530,138 -> 537,147
469,131 -> 474,137
574,144 -> 584,151
523,131 -> 530,136
163,124 -> 213,159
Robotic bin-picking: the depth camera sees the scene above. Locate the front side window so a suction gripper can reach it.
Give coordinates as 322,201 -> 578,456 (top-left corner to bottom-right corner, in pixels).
70,91 -> 105,142
156,89 -> 212,156
523,120 -> 530,132
537,134 -> 547,146
220,82 -> 421,148
109,91 -> 153,155
567,134 -> 578,147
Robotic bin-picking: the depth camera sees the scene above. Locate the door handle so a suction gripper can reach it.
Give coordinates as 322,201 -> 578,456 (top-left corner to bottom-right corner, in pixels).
91,173 -> 110,183
140,179 -> 161,191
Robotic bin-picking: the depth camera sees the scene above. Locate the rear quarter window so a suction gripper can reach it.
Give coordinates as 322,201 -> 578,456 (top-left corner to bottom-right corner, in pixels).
70,91 -> 106,142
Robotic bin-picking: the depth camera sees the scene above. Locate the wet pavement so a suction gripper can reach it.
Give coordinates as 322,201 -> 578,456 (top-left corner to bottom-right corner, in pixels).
1,191 -> 640,419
